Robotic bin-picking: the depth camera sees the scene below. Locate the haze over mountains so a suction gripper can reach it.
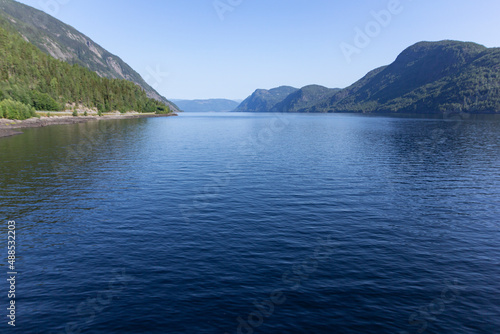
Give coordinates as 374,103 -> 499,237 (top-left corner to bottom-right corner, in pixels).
235,41 -> 500,114
172,99 -> 239,112
0,0 -> 179,112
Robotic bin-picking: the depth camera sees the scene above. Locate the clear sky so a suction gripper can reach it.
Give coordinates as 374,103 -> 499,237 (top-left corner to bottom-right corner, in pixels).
15,0 -> 500,100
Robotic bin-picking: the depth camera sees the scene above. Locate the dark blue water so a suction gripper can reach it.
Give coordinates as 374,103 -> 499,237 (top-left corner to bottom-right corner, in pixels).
1,112 -> 499,333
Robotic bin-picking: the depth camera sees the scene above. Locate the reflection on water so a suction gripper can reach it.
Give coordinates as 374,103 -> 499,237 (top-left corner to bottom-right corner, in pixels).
0,113 -> 499,333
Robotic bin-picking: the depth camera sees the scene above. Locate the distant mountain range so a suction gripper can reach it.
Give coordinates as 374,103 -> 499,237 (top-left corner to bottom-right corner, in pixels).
0,0 -> 179,112
172,99 -> 240,112
234,86 -> 299,112
235,41 -> 500,114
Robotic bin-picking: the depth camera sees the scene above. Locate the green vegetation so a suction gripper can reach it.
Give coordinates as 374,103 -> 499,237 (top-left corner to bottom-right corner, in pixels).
272,85 -> 341,112
311,41 -> 500,114
0,99 -> 36,120
0,0 -> 179,112
0,24 -> 171,120
155,105 -> 172,114
234,86 -> 298,112
31,91 -> 61,111
237,41 -> 500,114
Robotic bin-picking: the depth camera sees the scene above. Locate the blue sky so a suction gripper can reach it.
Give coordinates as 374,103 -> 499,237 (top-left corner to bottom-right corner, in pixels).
16,0 -> 500,100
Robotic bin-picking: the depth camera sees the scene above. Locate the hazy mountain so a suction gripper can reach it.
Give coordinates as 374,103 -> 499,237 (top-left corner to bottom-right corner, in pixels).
271,85 -> 340,112
0,0 -> 179,112
310,40 -> 500,113
172,99 -> 239,112
234,86 -> 298,112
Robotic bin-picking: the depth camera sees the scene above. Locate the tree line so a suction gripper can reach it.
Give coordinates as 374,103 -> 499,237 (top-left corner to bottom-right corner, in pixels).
0,25 -> 170,119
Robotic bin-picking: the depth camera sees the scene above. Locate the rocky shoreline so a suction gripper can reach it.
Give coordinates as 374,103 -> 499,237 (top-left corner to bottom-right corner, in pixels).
0,113 -> 178,139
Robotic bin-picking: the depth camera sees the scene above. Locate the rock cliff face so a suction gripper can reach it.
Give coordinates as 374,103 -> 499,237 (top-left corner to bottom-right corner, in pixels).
0,0 -> 179,112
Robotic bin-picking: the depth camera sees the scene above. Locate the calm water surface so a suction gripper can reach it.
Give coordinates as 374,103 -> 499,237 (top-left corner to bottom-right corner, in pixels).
0,112 -> 499,333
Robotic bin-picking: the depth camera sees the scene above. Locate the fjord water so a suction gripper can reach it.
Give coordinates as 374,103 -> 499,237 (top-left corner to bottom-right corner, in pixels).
1,112 -> 499,333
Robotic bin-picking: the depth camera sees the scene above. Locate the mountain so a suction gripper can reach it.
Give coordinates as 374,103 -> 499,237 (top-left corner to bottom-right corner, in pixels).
234,86 -> 298,112
172,99 -> 239,112
309,41 -> 500,113
0,0 -> 179,112
236,41 -> 500,114
0,23 -> 171,116
271,85 -> 340,112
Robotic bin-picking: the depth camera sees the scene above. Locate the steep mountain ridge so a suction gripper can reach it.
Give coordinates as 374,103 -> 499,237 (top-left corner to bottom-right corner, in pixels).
272,85 -> 340,112
321,40 -> 497,113
0,0 -> 179,112
0,23 -> 171,115
234,86 -> 298,112
236,40 -> 500,114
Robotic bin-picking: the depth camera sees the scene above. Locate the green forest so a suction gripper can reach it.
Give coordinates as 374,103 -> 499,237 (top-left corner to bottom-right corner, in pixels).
0,25 -> 171,120
312,41 -> 500,114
